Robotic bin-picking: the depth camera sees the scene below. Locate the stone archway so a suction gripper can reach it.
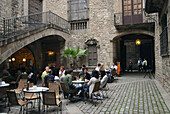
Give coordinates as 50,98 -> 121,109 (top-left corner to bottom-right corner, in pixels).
112,32 -> 155,72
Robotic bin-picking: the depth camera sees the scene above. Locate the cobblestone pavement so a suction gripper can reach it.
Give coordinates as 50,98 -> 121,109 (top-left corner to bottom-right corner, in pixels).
75,73 -> 170,114
0,73 -> 170,114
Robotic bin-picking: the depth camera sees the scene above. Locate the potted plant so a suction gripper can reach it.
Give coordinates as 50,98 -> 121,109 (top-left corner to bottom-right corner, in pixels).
60,46 -> 87,67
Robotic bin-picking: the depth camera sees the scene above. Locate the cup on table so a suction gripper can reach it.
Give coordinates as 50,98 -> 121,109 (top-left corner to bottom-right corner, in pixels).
33,85 -> 37,90
2,81 -> 5,85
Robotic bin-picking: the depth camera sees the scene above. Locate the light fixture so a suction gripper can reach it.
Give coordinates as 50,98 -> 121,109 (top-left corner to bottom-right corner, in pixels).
48,51 -> 54,56
9,59 -> 11,62
136,39 -> 141,45
23,58 -> 26,62
12,58 -> 15,61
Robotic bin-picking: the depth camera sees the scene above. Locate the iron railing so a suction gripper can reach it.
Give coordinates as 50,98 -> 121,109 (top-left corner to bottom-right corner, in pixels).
160,27 -> 169,56
0,11 -> 70,41
114,10 -> 157,25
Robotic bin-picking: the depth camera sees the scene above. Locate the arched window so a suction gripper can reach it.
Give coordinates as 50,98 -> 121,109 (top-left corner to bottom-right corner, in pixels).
85,39 -> 98,66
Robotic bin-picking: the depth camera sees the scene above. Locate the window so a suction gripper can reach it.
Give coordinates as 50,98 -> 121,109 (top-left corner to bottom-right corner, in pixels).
68,0 -> 89,21
85,39 -> 98,66
160,27 -> 168,56
160,14 -> 168,56
88,45 -> 97,66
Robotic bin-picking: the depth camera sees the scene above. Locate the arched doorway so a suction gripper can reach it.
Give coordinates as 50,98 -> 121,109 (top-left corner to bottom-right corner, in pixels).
8,47 -> 35,75
113,34 -> 155,73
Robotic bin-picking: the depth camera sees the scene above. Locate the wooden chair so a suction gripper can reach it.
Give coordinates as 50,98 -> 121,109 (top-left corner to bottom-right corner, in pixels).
6,90 -> 32,113
42,91 -> 62,112
91,81 -> 103,106
14,79 -> 27,94
49,83 -> 60,99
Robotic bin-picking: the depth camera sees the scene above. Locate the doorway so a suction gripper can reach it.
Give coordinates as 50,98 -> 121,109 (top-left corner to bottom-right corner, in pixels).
115,34 -> 155,72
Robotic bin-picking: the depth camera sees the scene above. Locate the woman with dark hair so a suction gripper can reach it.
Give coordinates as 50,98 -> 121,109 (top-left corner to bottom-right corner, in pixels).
84,70 -> 100,99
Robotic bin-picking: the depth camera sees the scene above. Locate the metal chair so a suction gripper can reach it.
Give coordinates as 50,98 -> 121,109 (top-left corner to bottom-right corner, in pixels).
14,79 -> 27,94
60,82 -> 76,104
49,83 -> 60,99
6,90 -> 32,113
42,91 -> 62,112
100,78 -> 109,98
91,81 -> 103,106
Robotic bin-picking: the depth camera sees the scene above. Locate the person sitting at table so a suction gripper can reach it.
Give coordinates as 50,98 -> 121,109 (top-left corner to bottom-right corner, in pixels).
100,71 -> 108,88
95,63 -> 101,72
63,69 -> 77,100
60,70 -> 67,82
84,70 -> 100,99
41,66 -> 49,81
42,69 -> 55,87
109,62 -> 117,76
59,66 -> 65,77
79,67 -> 91,81
100,63 -> 104,70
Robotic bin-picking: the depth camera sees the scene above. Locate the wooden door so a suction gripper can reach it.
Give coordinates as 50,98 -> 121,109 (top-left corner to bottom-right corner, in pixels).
123,0 -> 142,24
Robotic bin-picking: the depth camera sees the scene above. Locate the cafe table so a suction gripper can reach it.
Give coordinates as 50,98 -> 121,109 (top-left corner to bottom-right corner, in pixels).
23,87 -> 49,112
72,80 -> 88,84
0,83 -> 10,88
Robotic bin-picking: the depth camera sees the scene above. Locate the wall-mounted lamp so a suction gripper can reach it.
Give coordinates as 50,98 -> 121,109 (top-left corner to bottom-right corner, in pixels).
12,58 -> 15,61
48,51 -> 54,56
136,39 -> 141,45
9,59 -> 11,62
23,58 -> 26,62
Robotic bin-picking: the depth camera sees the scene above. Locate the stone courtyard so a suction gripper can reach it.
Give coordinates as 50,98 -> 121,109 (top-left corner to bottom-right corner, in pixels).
0,73 -> 170,114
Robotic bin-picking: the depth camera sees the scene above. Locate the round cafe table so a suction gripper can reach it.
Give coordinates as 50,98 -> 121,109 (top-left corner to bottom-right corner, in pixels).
0,83 -> 10,88
23,87 -> 49,112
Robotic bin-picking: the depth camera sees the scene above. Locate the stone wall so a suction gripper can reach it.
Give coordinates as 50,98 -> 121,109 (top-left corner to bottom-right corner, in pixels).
0,0 -> 24,19
43,0 -> 67,20
153,0 -> 170,92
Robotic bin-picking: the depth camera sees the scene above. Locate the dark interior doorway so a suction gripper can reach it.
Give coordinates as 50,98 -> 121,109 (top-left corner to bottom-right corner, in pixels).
117,34 -> 155,72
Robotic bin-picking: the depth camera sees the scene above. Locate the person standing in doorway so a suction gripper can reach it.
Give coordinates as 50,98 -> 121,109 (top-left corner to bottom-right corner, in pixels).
138,58 -> 142,72
143,58 -> 147,72
128,60 -> 133,72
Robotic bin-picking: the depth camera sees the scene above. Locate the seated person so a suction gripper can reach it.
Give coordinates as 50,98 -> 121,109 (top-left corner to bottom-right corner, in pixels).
60,70 -> 67,82
109,62 -> 117,76
42,69 -> 54,87
79,67 -> 91,81
63,69 -> 77,96
59,66 -> 65,77
84,70 -> 100,98
95,63 -> 101,72
100,71 -> 108,88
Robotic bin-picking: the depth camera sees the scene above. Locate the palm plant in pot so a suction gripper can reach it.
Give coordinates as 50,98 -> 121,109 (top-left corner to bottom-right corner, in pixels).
60,46 -> 87,67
